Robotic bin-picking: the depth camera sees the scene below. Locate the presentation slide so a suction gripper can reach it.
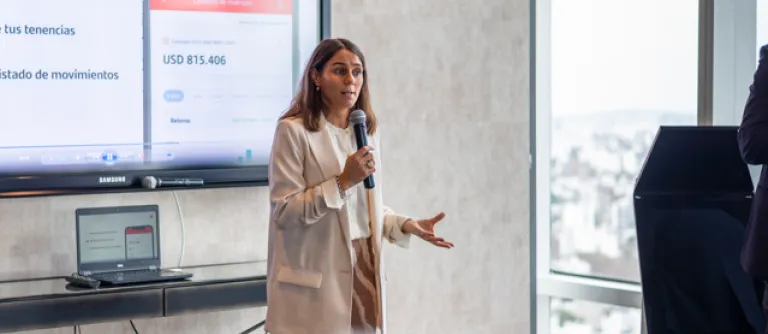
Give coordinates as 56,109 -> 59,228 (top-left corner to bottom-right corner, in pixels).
0,0 -> 145,170
125,225 -> 155,260
149,0 -> 293,166
0,0 -> 296,175
78,212 -> 158,264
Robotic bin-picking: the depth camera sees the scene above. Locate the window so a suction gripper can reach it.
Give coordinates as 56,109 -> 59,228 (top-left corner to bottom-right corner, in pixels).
534,0 -> 707,333
536,1 -> 768,333
537,1 -> 768,333
547,0 -> 699,282
549,298 -> 642,334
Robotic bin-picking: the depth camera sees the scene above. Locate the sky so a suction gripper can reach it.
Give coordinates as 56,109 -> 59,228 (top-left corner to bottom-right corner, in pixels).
550,0 -> 699,116
549,0 -> 768,117
759,0 -> 768,49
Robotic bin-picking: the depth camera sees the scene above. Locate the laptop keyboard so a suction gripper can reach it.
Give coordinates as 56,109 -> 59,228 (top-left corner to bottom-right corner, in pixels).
92,270 -> 156,283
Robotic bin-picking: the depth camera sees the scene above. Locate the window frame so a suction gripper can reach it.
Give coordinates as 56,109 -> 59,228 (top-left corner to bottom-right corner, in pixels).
530,0 -> 758,333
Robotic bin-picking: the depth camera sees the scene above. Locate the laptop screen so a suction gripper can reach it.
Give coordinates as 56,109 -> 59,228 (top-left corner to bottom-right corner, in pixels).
77,209 -> 159,265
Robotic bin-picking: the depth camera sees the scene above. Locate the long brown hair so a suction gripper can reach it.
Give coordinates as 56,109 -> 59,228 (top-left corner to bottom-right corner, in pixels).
280,38 -> 376,135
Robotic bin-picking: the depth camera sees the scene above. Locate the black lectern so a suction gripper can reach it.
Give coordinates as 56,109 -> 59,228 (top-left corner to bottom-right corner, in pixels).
634,126 -> 765,334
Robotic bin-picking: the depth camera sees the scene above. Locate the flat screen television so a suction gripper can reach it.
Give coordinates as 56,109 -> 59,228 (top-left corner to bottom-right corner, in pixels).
0,0 -> 329,197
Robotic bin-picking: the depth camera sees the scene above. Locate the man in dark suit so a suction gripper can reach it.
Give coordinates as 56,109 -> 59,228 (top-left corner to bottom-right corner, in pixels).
740,44 -> 768,325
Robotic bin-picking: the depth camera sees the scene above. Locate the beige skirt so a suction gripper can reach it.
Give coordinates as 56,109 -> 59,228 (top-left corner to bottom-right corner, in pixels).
350,236 -> 379,333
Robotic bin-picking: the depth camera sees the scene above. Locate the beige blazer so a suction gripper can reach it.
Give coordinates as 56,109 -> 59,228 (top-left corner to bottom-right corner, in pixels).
265,114 -> 412,334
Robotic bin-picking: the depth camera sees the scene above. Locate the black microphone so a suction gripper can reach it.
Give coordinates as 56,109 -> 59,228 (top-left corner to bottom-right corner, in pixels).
349,109 -> 375,189
141,176 -> 204,189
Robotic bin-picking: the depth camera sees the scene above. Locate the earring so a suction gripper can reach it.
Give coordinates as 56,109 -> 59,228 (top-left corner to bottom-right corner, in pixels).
316,86 -> 320,91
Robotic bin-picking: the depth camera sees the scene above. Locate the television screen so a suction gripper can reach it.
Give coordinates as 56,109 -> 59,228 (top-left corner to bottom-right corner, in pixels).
0,0 -> 323,192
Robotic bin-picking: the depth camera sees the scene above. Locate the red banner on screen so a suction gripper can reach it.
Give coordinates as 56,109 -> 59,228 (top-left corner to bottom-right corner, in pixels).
150,0 -> 291,15
126,226 -> 153,234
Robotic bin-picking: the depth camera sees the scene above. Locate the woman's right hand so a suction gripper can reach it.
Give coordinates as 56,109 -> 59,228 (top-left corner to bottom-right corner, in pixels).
338,146 -> 375,191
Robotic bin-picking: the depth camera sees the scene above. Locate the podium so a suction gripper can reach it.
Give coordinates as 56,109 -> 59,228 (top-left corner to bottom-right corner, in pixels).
633,126 -> 764,334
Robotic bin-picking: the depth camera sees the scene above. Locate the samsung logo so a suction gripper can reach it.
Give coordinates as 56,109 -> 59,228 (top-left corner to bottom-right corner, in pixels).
99,176 -> 126,184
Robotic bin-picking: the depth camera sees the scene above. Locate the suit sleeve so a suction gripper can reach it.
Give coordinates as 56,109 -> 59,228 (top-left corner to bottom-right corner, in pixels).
269,120 -> 346,228
383,206 -> 412,248
739,45 -> 768,165
371,130 -> 412,248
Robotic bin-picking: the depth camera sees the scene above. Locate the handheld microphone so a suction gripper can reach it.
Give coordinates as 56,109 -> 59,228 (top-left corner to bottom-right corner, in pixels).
349,109 -> 375,189
141,176 -> 204,189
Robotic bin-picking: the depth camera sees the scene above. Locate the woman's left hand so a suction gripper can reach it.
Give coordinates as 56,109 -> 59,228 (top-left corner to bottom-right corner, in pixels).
402,212 -> 454,248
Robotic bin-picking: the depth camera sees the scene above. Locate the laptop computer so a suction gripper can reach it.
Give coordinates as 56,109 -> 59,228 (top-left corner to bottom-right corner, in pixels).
75,205 -> 192,286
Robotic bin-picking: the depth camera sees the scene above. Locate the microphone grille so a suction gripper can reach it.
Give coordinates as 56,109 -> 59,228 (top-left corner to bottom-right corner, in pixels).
349,109 -> 366,125
141,176 -> 157,189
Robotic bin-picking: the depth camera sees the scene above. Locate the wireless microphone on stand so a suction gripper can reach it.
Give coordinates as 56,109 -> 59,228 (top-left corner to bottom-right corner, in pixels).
349,109 -> 375,189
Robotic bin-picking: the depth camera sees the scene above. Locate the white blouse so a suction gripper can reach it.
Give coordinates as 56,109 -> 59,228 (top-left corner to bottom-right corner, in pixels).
325,122 -> 371,240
